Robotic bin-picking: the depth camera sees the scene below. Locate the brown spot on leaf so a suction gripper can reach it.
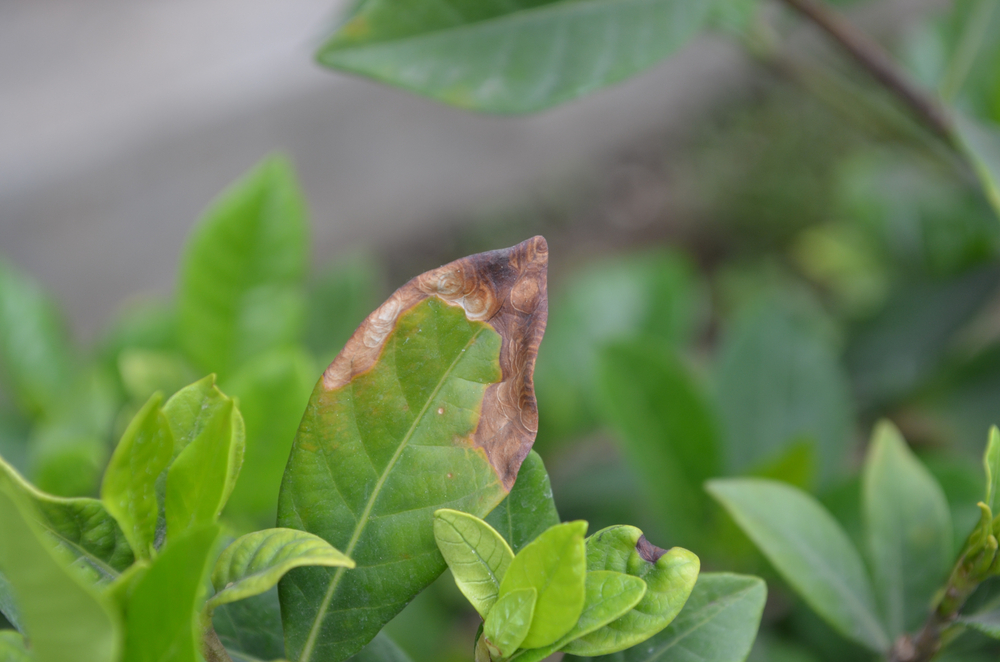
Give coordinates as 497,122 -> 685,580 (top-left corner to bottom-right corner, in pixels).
636,535 -> 668,564
321,237 -> 548,491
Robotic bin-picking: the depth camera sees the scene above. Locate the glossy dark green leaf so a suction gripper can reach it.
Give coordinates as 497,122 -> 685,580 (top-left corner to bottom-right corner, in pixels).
121,524 -> 220,662
707,479 -> 888,651
483,587 -> 536,658
223,347 -> 315,523
485,450 -> 560,553
565,573 -> 766,662
0,258 -> 75,418
164,377 -> 245,539
434,509 -> 514,618
957,113 -> 1000,216
317,0 -> 711,113
0,481 -> 121,662
0,630 -> 31,662
862,421 -> 952,637
0,455 -> 132,583
562,526 -> 698,656
597,340 -> 719,546
279,238 -> 548,662
210,529 -> 354,609
214,588 -> 285,662
177,156 -> 308,376
101,393 -> 173,559
715,298 -> 853,481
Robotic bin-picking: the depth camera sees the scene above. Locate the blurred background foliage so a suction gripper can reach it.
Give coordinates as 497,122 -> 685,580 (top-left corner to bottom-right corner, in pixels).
3,0 -> 1000,661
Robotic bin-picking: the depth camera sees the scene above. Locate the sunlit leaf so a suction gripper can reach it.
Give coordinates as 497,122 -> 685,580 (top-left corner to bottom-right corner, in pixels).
707,479 -> 888,651
279,237 -> 548,661
434,509 -> 514,618
177,156 -> 308,377
862,421 -> 952,637
317,0 -> 711,113
210,529 -> 354,609
483,587 -> 536,658
485,450 -> 560,553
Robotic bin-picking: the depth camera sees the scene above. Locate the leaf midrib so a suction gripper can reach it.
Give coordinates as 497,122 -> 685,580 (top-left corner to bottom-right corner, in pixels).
298,323 -> 487,661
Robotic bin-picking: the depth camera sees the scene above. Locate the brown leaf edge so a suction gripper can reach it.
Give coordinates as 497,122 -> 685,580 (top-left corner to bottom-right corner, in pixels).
321,236 -> 548,489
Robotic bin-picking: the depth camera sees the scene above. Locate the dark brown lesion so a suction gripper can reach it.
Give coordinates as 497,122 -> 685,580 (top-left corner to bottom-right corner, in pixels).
636,535 -> 668,564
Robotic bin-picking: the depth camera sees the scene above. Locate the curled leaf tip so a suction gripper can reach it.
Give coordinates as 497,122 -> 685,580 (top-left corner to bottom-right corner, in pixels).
636,535 -> 668,564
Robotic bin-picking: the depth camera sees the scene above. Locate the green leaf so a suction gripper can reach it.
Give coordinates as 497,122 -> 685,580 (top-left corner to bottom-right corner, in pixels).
100,393 -> 173,559
0,480 -> 120,662
749,440 -> 817,491
346,633 -> 414,662
565,573 -> 767,662
499,521 -> 587,649
434,509 -> 514,618
117,349 -> 197,403
222,347 -> 316,522
562,526 -> 699,656
958,607 -> 1000,639
210,529 -> 354,609
597,340 -> 719,546
483,587 -> 536,658
164,377 -> 245,539
707,478 -> 889,651
862,421 -> 952,637
0,455 -> 133,583
956,113 -> 1000,216
715,298 -> 853,481
177,155 -> 308,376
485,450 -> 560,553
0,573 -> 21,632
984,426 -> 1000,511
121,524 -> 220,662
278,238 -> 548,662
0,630 -> 31,662
305,254 -> 384,367
28,427 -> 106,498
317,0 -> 711,113
0,258 -> 75,418
214,588 -> 285,662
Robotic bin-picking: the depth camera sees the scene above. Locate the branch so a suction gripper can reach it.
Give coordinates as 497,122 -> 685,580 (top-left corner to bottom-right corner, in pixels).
777,0 -> 955,145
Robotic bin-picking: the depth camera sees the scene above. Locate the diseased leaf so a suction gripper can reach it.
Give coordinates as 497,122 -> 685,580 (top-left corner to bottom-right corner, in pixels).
984,426 -> 1000,512
483,587 -> 536,658
177,156 -> 308,377
278,237 -> 548,662
214,588 -> 285,662
862,421 -> 952,637
317,0 -> 711,113
101,394 -> 173,559
121,525 -> 220,662
956,113 -> 1000,216
164,377 -> 245,539
562,526 -> 699,656
597,340 -> 719,546
0,630 -> 31,662
485,450 -> 560,553
499,520 -> 587,649
0,455 -> 133,583
434,509 -> 514,618
565,573 -> 766,662
0,480 -> 120,662
210,529 -> 354,609
707,479 -> 888,651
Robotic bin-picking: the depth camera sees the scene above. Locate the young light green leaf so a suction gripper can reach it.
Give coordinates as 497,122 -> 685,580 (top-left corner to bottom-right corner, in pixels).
223,347 -> 315,523
862,421 -> 952,637
0,258 -> 75,419
564,573 -> 767,662
164,378 -> 245,539
0,481 -> 121,662
485,450 -> 560,553
984,426 -> 1000,511
214,588 -> 285,662
562,526 -> 698,656
434,509 -> 515,618
317,0 -> 711,114
498,520 -> 587,649
209,528 -> 354,609
177,155 -> 308,377
121,524 -> 220,662
0,630 -> 31,662
956,112 -> 1000,216
957,607 -> 1000,639
707,478 -> 889,651
0,455 -> 133,583
597,340 -> 719,546
101,393 -> 173,559
483,587 -> 537,659
278,238 -> 548,662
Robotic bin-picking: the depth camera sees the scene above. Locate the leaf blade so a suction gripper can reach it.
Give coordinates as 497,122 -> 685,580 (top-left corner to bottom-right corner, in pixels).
485,450 -> 560,553
434,509 -> 514,618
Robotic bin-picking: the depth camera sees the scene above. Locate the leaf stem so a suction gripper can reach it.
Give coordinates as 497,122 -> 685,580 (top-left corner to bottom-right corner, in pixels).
776,0 -> 956,145
203,626 -> 234,662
